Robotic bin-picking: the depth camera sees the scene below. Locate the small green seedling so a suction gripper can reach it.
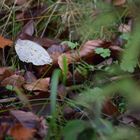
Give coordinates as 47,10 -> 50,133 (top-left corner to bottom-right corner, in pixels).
120,33 -> 130,41
61,41 -> 78,49
95,48 -> 111,58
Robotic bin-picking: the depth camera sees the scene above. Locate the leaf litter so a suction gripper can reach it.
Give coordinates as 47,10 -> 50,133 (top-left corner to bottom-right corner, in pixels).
0,0 -> 140,139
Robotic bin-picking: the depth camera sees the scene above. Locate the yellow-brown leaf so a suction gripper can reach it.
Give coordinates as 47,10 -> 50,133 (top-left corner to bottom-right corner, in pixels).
0,35 -> 13,48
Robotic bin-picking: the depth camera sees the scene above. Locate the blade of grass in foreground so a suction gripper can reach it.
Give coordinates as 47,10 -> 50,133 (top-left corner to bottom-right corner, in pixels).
50,69 -> 61,131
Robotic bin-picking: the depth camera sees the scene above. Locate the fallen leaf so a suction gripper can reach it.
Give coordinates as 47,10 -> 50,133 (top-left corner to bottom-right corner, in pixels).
102,99 -> 120,116
0,67 -> 14,81
63,106 -> 76,120
58,40 -> 103,70
23,78 -> 50,92
19,20 -> 34,36
113,0 -> 126,6
79,40 -> 103,58
58,52 -> 79,70
0,35 -> 13,48
15,0 -> 27,5
1,74 -> 25,87
58,40 -> 123,70
47,44 -> 70,64
57,84 -> 67,100
10,110 -> 48,138
118,23 -> 131,33
0,123 -> 9,140
9,123 -> 36,140
10,110 -> 40,128
24,71 -> 37,83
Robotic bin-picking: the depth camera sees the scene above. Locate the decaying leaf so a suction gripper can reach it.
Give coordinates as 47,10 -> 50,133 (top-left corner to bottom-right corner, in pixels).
9,123 -> 36,140
19,20 -> 34,36
47,44 -> 70,64
10,110 -> 40,127
15,0 -> 27,5
58,40 -> 123,70
23,78 -> 50,92
0,67 -> 14,81
113,0 -> 126,6
0,36 -> 13,48
24,71 -> 37,83
118,23 -> 131,33
58,40 -> 103,69
1,74 -> 25,87
10,110 -> 48,138
102,100 -> 120,116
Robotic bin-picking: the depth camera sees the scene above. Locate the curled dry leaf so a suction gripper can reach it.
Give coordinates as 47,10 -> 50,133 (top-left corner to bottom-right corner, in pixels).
23,78 -> 50,92
0,67 -> 14,81
0,35 -> 13,48
1,74 -> 25,87
113,0 -> 126,6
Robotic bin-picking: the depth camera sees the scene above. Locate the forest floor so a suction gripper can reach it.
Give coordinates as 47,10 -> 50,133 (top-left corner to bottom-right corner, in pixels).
0,0 -> 140,140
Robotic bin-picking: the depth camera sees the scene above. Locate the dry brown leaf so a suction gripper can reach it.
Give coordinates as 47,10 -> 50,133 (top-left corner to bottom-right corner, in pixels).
23,78 -> 50,92
20,20 -> 34,36
1,74 -> 25,87
102,100 -> 120,116
58,40 -> 103,70
57,84 -> 67,100
0,123 -> 9,140
24,71 -> 37,83
10,110 -> 48,138
0,36 -> 13,48
58,52 -> 79,70
47,44 -> 69,64
58,40 -> 123,70
9,123 -> 36,140
15,0 -> 27,5
118,23 -> 131,33
79,40 -> 103,57
0,67 -> 14,81
10,110 -> 40,128
113,0 -> 126,6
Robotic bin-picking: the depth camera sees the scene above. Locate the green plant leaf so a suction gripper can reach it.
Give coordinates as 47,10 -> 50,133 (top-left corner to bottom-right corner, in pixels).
63,120 -> 87,140
95,48 -> 111,58
120,18 -> 140,73
61,41 -> 78,49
